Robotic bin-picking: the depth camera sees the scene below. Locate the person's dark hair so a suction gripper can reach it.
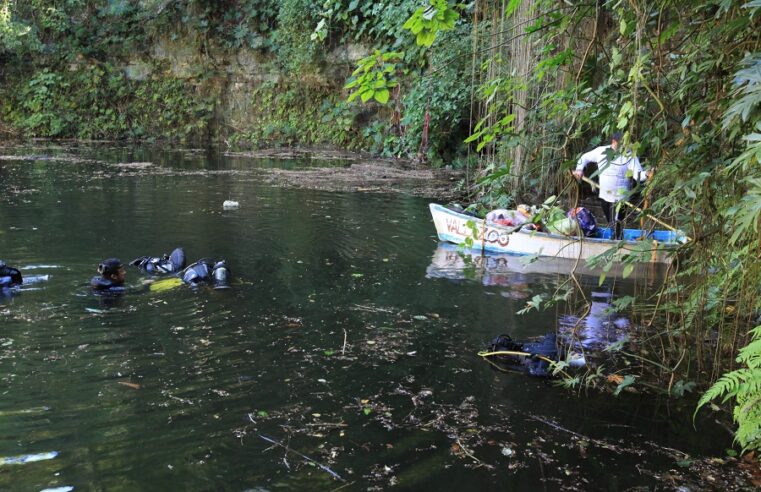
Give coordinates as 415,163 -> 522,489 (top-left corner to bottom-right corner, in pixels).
98,258 -> 123,276
611,131 -> 623,143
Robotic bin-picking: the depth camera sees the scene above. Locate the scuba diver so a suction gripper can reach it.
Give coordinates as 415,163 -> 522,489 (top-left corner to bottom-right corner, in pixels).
90,258 -> 127,295
480,333 -> 585,377
1,260 -> 53,300
129,247 -> 186,274
181,259 -> 231,290
0,260 -> 23,289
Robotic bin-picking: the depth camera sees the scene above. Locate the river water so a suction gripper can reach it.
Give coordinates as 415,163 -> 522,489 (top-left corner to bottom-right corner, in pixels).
0,144 -> 743,490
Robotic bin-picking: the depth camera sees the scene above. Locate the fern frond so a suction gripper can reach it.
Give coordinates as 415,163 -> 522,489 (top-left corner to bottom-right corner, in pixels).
736,338 -> 761,368
734,394 -> 761,451
749,325 -> 761,337
696,369 -> 758,415
735,370 -> 761,396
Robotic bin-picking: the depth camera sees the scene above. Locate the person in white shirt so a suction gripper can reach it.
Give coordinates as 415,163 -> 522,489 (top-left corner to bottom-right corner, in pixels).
572,132 -> 650,239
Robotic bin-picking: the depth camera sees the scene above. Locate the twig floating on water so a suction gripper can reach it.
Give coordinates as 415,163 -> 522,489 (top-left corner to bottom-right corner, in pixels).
258,434 -> 345,482
455,438 -> 494,470
331,481 -> 356,492
350,304 -> 394,313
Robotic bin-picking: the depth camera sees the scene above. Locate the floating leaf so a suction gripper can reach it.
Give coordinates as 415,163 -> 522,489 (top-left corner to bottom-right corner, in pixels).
613,375 -> 636,396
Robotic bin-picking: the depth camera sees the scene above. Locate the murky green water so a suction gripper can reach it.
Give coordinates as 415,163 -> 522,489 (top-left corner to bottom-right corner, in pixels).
0,144 -> 739,490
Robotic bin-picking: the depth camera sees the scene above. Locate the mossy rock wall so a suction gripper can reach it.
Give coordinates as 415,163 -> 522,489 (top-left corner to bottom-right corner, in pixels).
2,33 -> 372,147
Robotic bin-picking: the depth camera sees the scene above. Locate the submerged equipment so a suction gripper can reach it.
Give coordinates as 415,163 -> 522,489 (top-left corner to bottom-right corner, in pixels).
0,260 -> 23,288
479,333 -> 562,378
182,259 -> 231,290
129,248 -> 186,274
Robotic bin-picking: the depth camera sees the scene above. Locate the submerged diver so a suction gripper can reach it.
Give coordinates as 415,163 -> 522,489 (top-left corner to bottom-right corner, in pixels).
90,258 -> 127,294
0,260 -> 23,288
1,261 -> 52,299
129,247 -> 186,274
181,259 -> 231,290
482,333 -> 585,377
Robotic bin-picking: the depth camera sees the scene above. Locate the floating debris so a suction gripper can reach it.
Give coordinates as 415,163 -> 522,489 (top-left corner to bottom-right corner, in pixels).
259,434 -> 345,482
0,451 -> 59,466
117,381 -> 141,390
223,200 -> 240,209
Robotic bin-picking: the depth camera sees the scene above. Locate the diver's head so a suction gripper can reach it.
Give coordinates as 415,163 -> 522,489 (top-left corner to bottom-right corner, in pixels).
98,258 -> 126,285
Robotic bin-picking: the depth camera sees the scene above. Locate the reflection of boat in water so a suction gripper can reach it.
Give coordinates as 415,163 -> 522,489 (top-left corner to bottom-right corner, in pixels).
425,243 -> 532,298
425,242 -> 663,281
429,203 -> 682,266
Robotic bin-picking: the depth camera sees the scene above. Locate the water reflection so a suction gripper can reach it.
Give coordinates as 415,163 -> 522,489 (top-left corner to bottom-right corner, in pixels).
425,243 -> 531,299
0,144 -> 743,491
427,242 -> 634,359
559,289 -> 631,350
426,241 -> 666,285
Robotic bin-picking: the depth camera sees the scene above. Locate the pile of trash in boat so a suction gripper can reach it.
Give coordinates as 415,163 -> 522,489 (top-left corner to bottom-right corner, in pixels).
483,200 -> 598,237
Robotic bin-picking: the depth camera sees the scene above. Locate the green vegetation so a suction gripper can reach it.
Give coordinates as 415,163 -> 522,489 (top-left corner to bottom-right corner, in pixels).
227,81 -> 361,148
697,325 -> 761,455
2,0 -> 761,459
4,65 -> 213,139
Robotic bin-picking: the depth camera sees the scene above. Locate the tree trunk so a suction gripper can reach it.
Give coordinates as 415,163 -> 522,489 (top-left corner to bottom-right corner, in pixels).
508,0 -> 535,187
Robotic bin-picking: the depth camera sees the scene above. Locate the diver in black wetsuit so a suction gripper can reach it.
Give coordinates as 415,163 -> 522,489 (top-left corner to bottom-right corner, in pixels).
90,258 -> 127,294
0,260 -> 23,289
129,247 -> 186,275
484,333 -> 586,377
485,333 -> 561,377
1,261 -> 52,300
181,259 -> 231,290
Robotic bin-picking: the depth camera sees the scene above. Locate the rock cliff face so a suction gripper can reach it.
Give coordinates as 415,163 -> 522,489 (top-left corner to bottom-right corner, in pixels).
122,38 -> 369,143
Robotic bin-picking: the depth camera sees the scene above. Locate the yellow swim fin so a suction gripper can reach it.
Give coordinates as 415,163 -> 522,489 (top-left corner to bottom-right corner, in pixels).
149,277 -> 183,293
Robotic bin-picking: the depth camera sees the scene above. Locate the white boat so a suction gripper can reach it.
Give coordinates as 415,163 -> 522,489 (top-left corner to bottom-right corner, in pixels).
429,203 -> 681,265
425,242 -> 667,282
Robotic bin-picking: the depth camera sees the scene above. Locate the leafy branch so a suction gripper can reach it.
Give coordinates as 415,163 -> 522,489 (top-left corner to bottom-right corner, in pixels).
345,50 -> 404,104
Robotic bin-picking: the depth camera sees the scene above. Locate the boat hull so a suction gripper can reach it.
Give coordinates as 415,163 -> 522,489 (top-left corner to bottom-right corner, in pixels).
429,203 -> 677,264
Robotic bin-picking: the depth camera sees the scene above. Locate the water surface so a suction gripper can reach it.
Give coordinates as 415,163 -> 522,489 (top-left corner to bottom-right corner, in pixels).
0,143 -> 739,490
